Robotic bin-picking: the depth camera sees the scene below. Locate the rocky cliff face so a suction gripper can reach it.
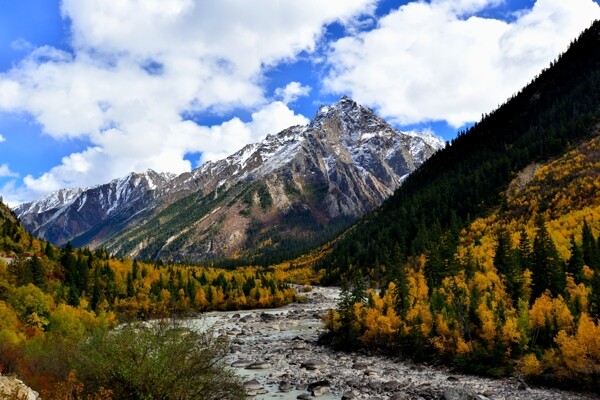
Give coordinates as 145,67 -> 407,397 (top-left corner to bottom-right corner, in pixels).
15,170 -> 178,247
15,97 -> 444,262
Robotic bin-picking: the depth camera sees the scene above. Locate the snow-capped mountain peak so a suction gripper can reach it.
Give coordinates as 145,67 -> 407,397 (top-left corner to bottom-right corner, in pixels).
15,97 -> 444,258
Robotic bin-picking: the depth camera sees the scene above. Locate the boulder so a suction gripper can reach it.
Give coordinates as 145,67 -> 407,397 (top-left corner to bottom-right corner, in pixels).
352,360 -> 372,370
244,378 -> 263,391
260,312 -> 276,321
307,380 -> 330,396
301,359 -> 327,370
517,378 -> 530,391
382,380 -> 402,391
278,381 -> 294,392
246,361 -> 272,369
230,358 -> 253,368
0,376 -> 40,400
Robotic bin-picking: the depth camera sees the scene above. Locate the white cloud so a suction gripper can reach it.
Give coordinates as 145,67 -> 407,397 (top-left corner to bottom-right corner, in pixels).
15,101 -> 308,200
0,134 -> 5,143
0,164 -> 18,178
275,82 -> 312,104
325,0 -> 600,127
10,38 -> 34,51
0,0 -> 374,201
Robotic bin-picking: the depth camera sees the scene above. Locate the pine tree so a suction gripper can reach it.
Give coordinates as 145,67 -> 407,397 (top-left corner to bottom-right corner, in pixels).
126,272 -> 135,297
567,235 -> 585,279
516,227 -> 531,270
76,255 -> 89,294
495,226 -> 522,303
44,241 -> 55,260
531,215 -> 565,299
29,254 -> 46,288
132,259 -> 139,280
582,220 -> 599,268
590,266 -> 600,320
90,270 -> 102,312
494,226 -> 514,276
394,270 -> 410,319
350,270 -> 367,305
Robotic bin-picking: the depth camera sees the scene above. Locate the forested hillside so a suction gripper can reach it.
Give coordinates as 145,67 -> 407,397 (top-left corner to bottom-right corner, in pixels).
322,21 -> 600,283
0,198 -> 312,398
321,21 -> 600,390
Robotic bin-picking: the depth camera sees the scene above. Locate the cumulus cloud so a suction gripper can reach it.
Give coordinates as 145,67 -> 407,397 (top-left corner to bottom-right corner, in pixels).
17,101 -> 308,199
0,0 -> 374,201
325,0 -> 600,127
0,164 -> 18,178
0,134 -> 5,143
275,82 -> 312,104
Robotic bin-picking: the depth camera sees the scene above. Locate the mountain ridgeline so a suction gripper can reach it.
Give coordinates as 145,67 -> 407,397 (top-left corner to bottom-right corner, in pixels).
322,21 -> 600,283
320,21 -> 600,388
15,97 -> 443,264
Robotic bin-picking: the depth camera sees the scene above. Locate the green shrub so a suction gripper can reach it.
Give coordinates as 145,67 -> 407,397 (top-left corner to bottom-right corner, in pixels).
74,320 -> 245,399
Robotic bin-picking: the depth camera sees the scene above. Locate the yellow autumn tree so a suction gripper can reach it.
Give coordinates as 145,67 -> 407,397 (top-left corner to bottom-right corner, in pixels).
553,313 -> 600,381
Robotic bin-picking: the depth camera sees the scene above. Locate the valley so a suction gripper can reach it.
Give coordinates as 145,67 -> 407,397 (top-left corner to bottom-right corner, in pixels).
3,17 -> 600,400
197,286 -> 598,400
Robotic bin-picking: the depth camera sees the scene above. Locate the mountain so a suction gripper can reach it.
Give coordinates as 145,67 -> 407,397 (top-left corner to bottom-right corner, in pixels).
321,22 -> 600,283
318,21 -> 600,388
15,170 -> 177,249
15,97 -> 444,262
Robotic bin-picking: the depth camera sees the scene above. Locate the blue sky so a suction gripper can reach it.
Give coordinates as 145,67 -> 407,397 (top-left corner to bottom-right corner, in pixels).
1,0 -> 599,205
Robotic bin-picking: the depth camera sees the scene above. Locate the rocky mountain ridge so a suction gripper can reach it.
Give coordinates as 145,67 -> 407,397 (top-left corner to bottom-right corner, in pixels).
15,97 -> 444,262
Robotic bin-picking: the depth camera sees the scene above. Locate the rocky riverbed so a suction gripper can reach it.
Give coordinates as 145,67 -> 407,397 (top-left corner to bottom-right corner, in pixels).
186,286 -> 599,400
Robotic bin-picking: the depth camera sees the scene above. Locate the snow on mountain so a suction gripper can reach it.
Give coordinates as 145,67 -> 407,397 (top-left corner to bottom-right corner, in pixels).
15,96 -> 444,256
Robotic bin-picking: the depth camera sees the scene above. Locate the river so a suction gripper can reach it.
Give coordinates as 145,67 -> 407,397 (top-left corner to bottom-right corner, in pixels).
184,286 -> 599,400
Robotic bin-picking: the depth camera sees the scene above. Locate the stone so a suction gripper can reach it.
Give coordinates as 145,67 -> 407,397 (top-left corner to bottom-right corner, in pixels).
244,378 -> 263,391
352,360 -> 372,370
301,359 -> 327,370
278,381 -> 294,392
230,358 -> 253,368
342,389 -> 360,399
517,379 -> 529,391
307,379 -> 331,396
260,312 -> 276,321
297,394 -> 312,400
382,380 -> 402,391
246,361 -> 272,369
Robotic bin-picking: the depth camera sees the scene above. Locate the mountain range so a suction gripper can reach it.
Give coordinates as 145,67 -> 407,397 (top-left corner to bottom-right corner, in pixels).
15,97 -> 444,263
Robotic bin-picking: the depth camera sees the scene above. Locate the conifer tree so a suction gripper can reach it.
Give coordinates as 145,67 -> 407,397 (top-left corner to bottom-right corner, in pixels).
531,215 -> 565,299
516,227 -> 532,273
582,220 -> 599,268
590,266 -> 600,320
567,235 -> 585,279
350,269 -> 367,305
394,265 -> 410,318
126,272 -> 135,297
29,254 -> 46,288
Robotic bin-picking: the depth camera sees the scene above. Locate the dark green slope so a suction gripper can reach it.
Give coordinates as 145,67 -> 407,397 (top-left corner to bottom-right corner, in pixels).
0,199 -> 37,256
323,21 -> 600,283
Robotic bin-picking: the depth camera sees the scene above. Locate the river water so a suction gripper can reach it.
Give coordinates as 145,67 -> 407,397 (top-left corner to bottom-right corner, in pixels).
184,286 -> 599,400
